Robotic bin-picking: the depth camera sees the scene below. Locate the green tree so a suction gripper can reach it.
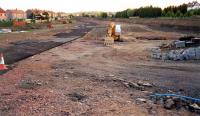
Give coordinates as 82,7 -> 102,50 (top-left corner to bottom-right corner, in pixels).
100,12 -> 108,18
138,6 -> 162,18
184,11 -> 192,17
175,10 -> 182,17
193,9 -> 200,15
126,9 -> 134,18
69,14 -> 74,19
163,4 -> 188,17
165,11 -> 172,17
43,12 -> 49,21
133,9 -> 139,16
178,4 -> 187,14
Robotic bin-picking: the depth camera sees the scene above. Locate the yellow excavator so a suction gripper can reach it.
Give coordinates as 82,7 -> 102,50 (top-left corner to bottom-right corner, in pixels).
104,22 -> 122,46
107,22 -> 121,41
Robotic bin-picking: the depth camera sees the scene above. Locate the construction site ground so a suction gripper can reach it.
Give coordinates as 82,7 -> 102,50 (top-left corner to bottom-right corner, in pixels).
0,18 -> 200,115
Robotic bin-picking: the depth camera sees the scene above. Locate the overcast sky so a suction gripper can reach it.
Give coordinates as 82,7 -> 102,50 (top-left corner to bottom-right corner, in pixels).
0,0 -> 198,13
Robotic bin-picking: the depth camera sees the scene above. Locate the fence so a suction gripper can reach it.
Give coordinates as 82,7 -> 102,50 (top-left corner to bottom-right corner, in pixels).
13,21 -> 26,26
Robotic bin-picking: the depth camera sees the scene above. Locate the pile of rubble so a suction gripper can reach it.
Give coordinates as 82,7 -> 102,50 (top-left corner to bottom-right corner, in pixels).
151,46 -> 200,60
150,36 -> 200,61
150,93 -> 200,113
0,29 -> 28,34
0,29 -> 12,33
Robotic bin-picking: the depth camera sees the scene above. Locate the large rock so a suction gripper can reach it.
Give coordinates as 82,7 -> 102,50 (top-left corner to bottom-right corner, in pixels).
136,98 -> 147,103
164,99 -> 175,109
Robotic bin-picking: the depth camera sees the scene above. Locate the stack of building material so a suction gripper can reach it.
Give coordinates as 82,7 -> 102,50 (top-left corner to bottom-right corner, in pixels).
178,36 -> 200,47
192,38 -> 200,44
151,46 -> 200,61
175,41 -> 185,48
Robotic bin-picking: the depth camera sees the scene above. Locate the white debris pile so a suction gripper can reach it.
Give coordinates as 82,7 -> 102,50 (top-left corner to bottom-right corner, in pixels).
168,49 -> 185,60
150,47 -> 162,59
150,46 -> 200,61
0,29 -> 12,33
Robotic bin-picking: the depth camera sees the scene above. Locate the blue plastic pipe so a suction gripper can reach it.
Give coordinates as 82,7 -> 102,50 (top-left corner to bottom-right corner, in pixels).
150,93 -> 200,104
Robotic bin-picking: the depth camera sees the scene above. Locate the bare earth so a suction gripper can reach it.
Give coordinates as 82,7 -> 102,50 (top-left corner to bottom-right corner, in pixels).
0,19 -> 200,115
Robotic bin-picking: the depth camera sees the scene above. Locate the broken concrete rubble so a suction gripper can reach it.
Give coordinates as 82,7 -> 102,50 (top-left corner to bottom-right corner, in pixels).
168,49 -> 185,60
18,80 -> 43,89
150,93 -> 200,113
150,47 -> 161,59
151,46 -> 200,61
137,81 -> 153,87
190,103 -> 200,110
164,98 -> 175,109
104,77 -> 152,91
136,98 -> 147,104
183,48 -> 196,60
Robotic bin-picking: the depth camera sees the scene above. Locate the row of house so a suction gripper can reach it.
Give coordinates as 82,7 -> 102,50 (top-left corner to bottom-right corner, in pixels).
0,8 -> 7,20
0,8 -> 68,21
72,11 -> 114,17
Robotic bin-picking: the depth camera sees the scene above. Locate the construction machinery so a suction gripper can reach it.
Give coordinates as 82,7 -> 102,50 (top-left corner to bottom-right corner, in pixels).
107,22 -> 121,41
104,22 -> 122,46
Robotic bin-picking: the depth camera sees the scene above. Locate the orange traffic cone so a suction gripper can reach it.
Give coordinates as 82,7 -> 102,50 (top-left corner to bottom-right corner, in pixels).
0,53 -> 8,70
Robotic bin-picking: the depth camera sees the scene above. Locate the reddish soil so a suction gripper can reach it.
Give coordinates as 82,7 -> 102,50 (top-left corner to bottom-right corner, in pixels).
0,19 -> 200,115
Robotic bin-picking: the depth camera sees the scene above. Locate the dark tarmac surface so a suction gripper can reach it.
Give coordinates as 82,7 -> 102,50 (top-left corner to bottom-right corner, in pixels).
1,22 -> 97,65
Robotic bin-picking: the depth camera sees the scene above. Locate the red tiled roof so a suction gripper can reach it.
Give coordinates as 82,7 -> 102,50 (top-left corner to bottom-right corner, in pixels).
0,8 -> 6,13
27,9 -> 45,15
